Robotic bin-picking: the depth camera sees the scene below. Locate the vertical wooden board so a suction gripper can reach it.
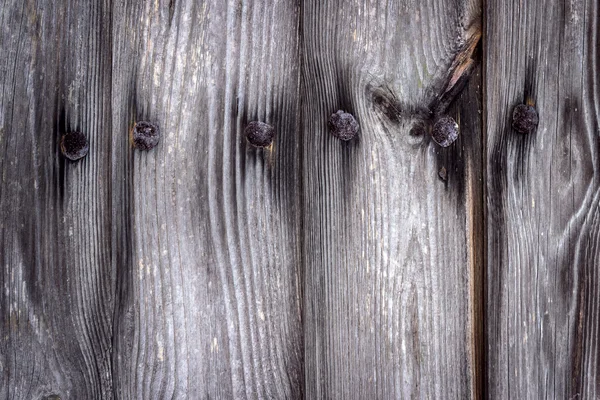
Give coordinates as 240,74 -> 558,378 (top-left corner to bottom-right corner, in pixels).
110,0 -> 303,398
486,0 -> 600,398
302,0 -> 482,398
0,0 -> 114,398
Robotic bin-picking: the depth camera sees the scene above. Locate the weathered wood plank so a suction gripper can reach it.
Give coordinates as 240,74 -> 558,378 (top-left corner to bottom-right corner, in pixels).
110,0 -> 303,398
485,0 -> 600,397
301,0 -> 483,398
0,0 -> 115,398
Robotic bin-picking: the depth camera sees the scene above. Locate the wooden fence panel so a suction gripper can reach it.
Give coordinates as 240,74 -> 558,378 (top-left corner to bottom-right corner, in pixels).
301,0 -> 483,398
0,1 -> 115,398
110,1 -> 304,398
486,0 -> 600,398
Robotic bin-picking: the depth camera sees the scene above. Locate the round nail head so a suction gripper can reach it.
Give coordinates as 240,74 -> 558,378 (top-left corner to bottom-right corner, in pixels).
245,121 -> 275,148
132,121 -> 160,150
512,104 -> 538,134
328,110 -> 359,141
60,131 -> 89,161
431,116 -> 459,147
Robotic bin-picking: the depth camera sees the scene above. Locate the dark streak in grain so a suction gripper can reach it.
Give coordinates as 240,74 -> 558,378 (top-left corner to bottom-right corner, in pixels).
168,0 -> 176,25
55,105 -> 67,201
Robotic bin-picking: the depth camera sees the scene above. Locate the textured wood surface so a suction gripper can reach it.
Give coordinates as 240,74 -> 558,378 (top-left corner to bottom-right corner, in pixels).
0,1 -> 115,398
301,0 -> 482,398
111,1 -> 304,398
1,0 -> 304,398
5,0 -> 598,398
485,0 -> 600,398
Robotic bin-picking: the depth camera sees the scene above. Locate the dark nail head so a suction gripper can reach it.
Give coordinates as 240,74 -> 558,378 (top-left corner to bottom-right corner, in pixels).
512,104 -> 538,134
328,110 -> 359,141
132,121 -> 160,150
244,121 -> 275,148
60,131 -> 89,161
431,116 -> 459,147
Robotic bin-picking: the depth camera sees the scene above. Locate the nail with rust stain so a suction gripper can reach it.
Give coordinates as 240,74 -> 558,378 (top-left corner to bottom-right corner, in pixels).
512,104 -> 538,134
431,116 -> 459,148
132,121 -> 160,150
328,110 -> 359,141
60,131 -> 89,161
245,121 -> 275,148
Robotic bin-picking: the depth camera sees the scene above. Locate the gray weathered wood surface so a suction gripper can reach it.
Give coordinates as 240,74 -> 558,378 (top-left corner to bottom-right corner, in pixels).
1,0 -> 598,399
485,0 -> 600,398
1,0 -> 304,398
1,1 -> 115,398
301,0 -> 482,398
110,1 -> 304,399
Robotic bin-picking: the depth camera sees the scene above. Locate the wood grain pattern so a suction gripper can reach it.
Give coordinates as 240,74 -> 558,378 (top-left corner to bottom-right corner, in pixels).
0,0 -> 115,398
16,0 -> 600,398
1,0 -> 304,398
301,0 -> 482,398
110,0 -> 303,399
0,0 -> 487,398
485,0 -> 600,397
